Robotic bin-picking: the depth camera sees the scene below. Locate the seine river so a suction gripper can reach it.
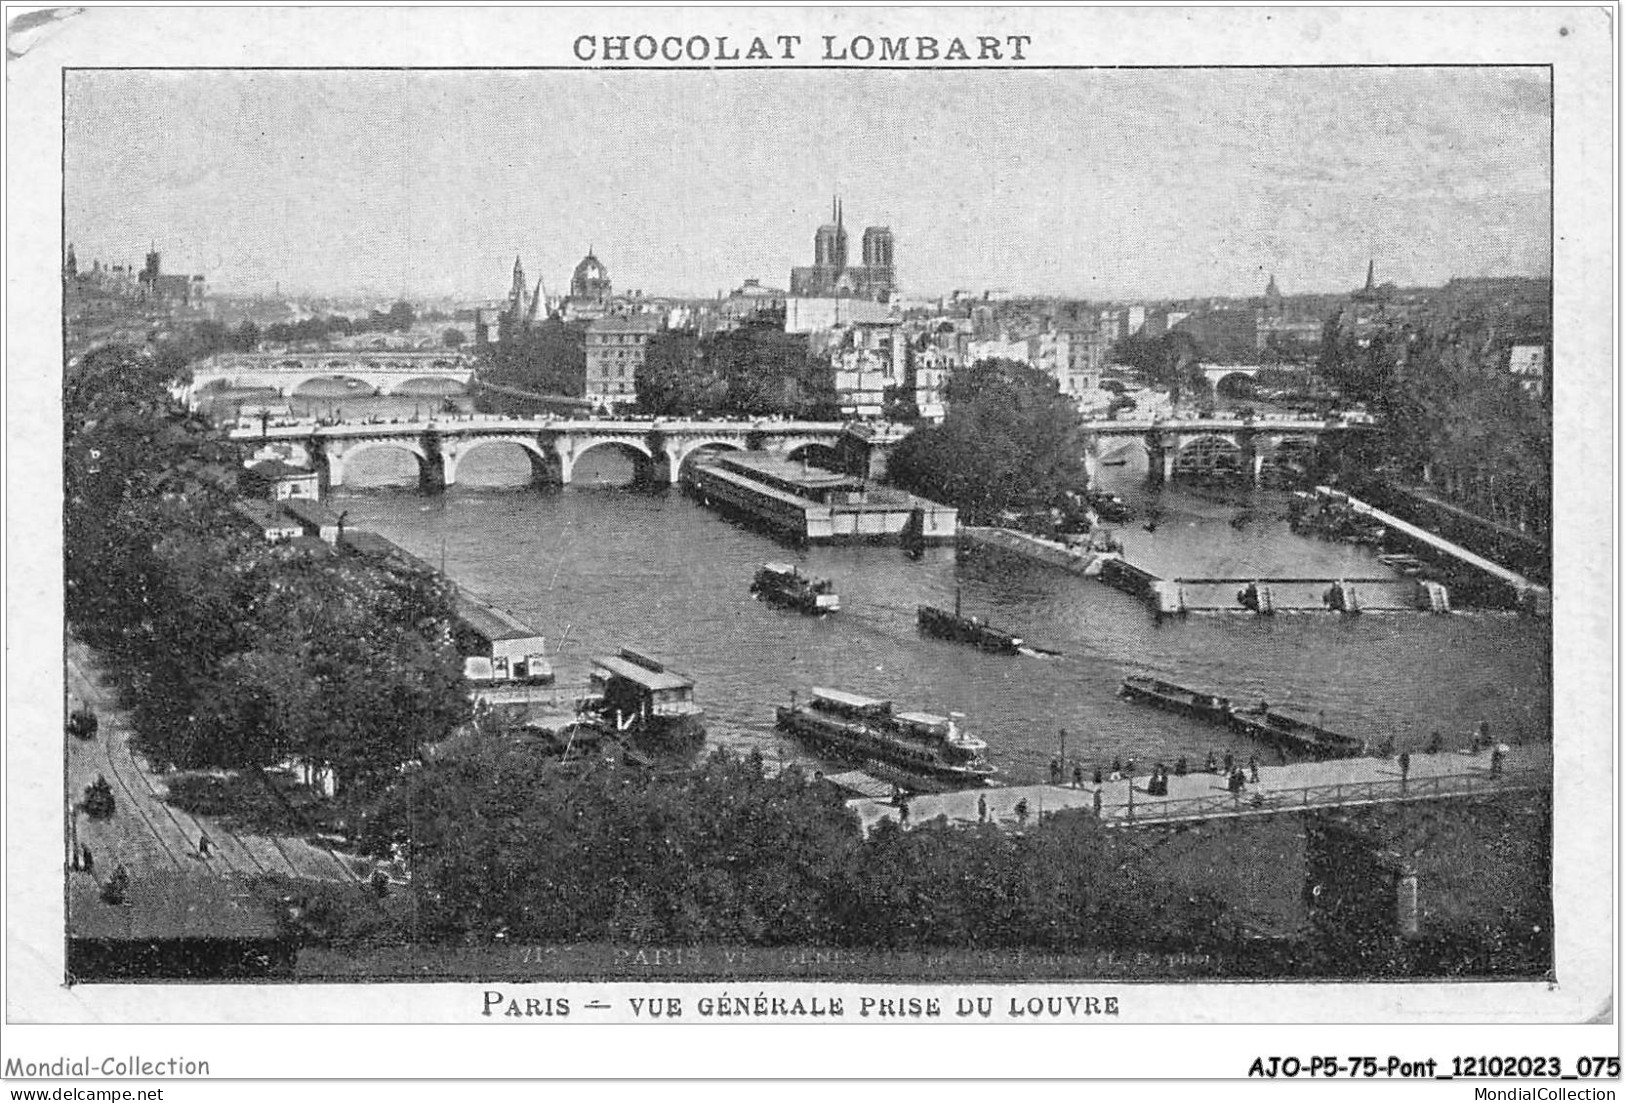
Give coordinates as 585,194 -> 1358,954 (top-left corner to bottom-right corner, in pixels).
223,390 -> 1552,784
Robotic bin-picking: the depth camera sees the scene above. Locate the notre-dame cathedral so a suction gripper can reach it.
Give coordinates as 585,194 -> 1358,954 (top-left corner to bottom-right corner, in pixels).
789,198 -> 895,302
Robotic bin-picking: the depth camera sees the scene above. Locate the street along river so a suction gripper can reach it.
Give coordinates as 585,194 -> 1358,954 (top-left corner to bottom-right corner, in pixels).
327,439 -> 1550,786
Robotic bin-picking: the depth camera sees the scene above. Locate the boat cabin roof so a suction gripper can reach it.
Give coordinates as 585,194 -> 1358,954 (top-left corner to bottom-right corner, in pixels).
760,562 -> 799,575
592,654 -> 695,692
810,686 -> 890,711
894,711 -> 950,729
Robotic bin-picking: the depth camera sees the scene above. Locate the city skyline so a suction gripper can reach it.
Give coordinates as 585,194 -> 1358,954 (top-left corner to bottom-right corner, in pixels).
64,67 -> 1551,302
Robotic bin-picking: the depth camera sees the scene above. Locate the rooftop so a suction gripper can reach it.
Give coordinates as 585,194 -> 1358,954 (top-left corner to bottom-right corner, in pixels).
592,654 -> 695,693
455,592 -> 543,643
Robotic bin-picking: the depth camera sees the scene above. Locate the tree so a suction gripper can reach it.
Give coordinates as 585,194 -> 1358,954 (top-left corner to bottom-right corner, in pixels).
441,327 -> 467,348
886,358 -> 1091,522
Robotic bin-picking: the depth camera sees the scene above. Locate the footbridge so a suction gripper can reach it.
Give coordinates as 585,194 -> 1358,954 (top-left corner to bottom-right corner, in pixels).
186,350 -> 476,399
229,416 -> 854,490
1082,414 -> 1372,485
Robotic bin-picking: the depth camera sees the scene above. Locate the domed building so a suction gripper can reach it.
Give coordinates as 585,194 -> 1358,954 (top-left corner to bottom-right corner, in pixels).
569,249 -> 612,309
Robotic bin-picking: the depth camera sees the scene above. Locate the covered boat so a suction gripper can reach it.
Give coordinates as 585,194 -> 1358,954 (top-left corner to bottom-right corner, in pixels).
776,687 -> 996,790
586,649 -> 706,752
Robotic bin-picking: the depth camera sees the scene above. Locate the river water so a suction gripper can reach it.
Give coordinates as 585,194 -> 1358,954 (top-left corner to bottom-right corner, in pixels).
293,395 -> 1549,787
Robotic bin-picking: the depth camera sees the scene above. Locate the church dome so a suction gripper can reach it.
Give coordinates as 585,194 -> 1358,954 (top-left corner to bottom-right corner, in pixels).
574,253 -> 606,282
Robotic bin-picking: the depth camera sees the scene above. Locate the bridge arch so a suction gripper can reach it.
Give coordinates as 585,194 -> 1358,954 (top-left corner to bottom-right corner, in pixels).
293,375 -> 380,398
558,436 -> 657,486
1212,371 -> 1258,399
1257,434 -> 1318,486
443,435 -> 553,486
325,437 -> 429,488
670,436 -> 746,473
1173,434 -> 1243,479
387,375 -> 468,397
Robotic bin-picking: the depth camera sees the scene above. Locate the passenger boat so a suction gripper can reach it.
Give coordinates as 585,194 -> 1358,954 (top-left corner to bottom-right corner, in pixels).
585,649 -> 706,752
776,687 -> 997,789
751,563 -> 840,614
917,590 -> 1023,655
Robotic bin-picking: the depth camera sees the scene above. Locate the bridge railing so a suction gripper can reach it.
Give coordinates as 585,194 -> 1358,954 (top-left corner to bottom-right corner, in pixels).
1105,768 -> 1547,826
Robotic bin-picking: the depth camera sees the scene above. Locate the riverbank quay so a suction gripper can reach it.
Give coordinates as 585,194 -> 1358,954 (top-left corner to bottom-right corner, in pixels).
847,741 -> 1552,834
65,637 -> 370,977
1316,487 -> 1550,615
957,525 -> 1115,575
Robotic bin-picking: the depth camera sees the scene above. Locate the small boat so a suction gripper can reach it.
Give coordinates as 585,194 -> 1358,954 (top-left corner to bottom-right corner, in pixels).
917,589 -> 1023,655
751,563 -> 839,614
777,687 -> 997,789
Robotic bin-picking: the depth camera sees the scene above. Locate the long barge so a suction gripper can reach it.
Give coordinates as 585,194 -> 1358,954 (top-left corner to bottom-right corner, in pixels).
916,593 -> 1023,655
1119,675 -> 1364,759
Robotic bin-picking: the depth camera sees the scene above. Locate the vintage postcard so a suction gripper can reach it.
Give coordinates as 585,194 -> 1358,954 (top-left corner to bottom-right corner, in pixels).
3,4 -> 1615,1085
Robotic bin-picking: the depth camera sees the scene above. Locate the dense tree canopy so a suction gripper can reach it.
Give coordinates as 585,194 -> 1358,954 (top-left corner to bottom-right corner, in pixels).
1319,313 -> 1551,533
637,319 -> 839,419
355,742 -> 1227,951
65,342 -> 469,795
885,358 -> 1091,522
478,318 -> 587,399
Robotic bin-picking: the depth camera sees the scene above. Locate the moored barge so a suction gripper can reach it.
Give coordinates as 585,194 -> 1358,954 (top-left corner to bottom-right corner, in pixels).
1118,675 -> 1364,759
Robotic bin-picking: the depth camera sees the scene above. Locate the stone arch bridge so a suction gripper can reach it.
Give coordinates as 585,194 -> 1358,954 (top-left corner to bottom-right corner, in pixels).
1082,416 -> 1371,485
231,417 -> 855,491
186,350 -> 476,399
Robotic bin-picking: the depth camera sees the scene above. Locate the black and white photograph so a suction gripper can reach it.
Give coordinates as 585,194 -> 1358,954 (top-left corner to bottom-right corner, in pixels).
4,4 -> 1615,1090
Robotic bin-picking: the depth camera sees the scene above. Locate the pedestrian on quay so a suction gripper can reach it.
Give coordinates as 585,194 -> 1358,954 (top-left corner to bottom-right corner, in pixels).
1050,758 -> 1063,786
1223,751 -> 1234,775
1093,765 -> 1103,786
1175,756 -> 1188,777
1398,751 -> 1411,790
898,798 -> 910,827
1093,788 -> 1104,818
1073,764 -> 1084,789
198,835 -> 212,858
1490,745 -> 1505,778
1205,751 -> 1219,774
978,793 -> 988,823
1249,755 -> 1259,784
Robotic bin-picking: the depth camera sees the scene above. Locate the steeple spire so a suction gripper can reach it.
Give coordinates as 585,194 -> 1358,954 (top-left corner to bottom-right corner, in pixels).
1364,258 -> 1376,291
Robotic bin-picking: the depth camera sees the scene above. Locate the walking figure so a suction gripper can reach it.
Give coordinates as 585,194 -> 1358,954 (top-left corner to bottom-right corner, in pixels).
1249,755 -> 1259,784
898,798 -> 910,827
1175,756 -> 1188,777
978,793 -> 988,823
1223,751 -> 1234,775
1490,746 -> 1505,778
1093,788 -> 1103,818
198,835 -> 212,858
1050,758 -> 1063,786
1072,764 -> 1084,789
1398,751 -> 1411,790
1093,765 -> 1103,786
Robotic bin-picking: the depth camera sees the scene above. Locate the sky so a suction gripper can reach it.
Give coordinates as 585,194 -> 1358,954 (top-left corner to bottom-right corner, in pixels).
63,67 -> 1551,302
